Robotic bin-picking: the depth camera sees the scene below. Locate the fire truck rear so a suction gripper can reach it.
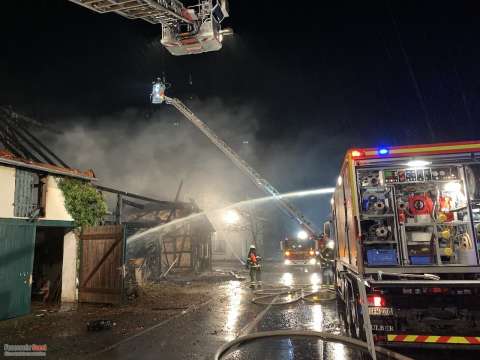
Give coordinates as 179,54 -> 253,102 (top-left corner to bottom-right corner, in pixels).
330,141 -> 480,349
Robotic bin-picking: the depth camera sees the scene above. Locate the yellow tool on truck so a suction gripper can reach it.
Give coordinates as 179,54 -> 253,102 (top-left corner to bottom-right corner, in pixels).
329,141 -> 480,349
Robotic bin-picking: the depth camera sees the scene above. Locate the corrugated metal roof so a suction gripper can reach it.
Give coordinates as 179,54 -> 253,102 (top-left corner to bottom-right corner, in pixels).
0,150 -> 96,181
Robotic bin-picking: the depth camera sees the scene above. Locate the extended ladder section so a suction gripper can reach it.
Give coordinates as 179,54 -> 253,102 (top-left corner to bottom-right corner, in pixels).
68,0 -> 230,55
165,96 -> 318,234
67,0 -> 191,26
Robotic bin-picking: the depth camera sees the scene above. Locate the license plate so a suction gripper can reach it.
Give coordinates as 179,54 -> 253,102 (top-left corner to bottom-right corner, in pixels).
368,307 -> 394,316
371,324 -> 395,332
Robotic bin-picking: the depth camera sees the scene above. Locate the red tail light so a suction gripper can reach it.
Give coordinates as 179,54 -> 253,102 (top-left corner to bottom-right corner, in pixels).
367,294 -> 386,307
351,149 -> 366,158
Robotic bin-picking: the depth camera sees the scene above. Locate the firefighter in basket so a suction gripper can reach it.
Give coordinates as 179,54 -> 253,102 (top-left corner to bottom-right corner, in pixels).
246,245 -> 262,289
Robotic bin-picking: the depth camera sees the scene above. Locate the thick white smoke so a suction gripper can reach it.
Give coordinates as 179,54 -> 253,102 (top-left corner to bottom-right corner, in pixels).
42,98 -> 347,242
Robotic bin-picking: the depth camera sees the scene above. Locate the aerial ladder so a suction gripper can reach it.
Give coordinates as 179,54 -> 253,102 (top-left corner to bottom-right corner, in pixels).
67,0 -> 232,55
151,79 -> 321,236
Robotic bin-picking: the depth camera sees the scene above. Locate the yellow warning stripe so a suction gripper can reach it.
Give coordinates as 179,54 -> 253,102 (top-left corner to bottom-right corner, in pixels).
403,335 -> 418,342
387,334 -> 480,344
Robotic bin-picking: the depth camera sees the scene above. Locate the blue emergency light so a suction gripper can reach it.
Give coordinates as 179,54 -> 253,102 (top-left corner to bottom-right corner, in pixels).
378,148 -> 389,155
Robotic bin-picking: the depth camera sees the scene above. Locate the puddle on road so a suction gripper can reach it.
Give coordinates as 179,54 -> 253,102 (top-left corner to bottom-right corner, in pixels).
310,305 -> 323,332
224,281 -> 242,341
280,273 -> 294,287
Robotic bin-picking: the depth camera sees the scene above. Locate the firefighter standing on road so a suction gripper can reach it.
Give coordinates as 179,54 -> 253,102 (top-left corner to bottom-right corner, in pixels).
247,245 -> 262,289
318,234 -> 334,285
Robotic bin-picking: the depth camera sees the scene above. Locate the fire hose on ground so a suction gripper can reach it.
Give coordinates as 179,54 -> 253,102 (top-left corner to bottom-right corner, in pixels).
213,329 -> 414,360
213,282 -> 412,359
252,284 -> 337,305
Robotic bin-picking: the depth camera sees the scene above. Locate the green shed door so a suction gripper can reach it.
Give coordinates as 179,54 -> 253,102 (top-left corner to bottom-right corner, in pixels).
14,169 -> 35,217
0,220 -> 36,320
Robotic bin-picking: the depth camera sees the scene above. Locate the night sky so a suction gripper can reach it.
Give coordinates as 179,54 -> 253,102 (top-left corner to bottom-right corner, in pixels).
2,1 -> 480,232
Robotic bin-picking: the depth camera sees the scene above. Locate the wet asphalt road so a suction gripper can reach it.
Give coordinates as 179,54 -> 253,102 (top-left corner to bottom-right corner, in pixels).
221,265 -> 363,360
93,262 -> 478,360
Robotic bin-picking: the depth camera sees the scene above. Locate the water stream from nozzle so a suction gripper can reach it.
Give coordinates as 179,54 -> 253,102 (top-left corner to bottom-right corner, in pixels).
127,187 -> 335,244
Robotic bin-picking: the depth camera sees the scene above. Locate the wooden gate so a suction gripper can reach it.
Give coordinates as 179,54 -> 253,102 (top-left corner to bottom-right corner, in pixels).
79,225 -> 124,304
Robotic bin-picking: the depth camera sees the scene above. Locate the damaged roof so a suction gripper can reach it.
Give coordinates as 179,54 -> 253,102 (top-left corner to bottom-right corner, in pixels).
0,149 -> 96,180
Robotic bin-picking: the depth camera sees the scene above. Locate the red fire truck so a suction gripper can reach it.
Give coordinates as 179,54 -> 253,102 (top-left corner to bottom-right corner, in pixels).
330,141 -> 480,349
282,230 -> 319,266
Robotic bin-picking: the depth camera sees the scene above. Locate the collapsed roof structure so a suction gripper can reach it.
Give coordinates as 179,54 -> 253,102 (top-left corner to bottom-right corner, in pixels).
0,107 -> 215,280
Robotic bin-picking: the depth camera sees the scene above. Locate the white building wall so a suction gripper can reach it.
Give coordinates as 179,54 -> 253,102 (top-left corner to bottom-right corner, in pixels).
1,166 -> 80,306
44,176 -> 73,221
0,167 -> 73,221
0,165 -> 15,218
61,231 -> 78,303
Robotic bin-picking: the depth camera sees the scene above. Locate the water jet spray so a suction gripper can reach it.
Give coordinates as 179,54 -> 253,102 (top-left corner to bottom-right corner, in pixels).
127,187 -> 334,244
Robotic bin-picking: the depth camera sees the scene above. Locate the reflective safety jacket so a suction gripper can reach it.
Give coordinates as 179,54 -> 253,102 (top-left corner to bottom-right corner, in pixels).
247,253 -> 261,269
